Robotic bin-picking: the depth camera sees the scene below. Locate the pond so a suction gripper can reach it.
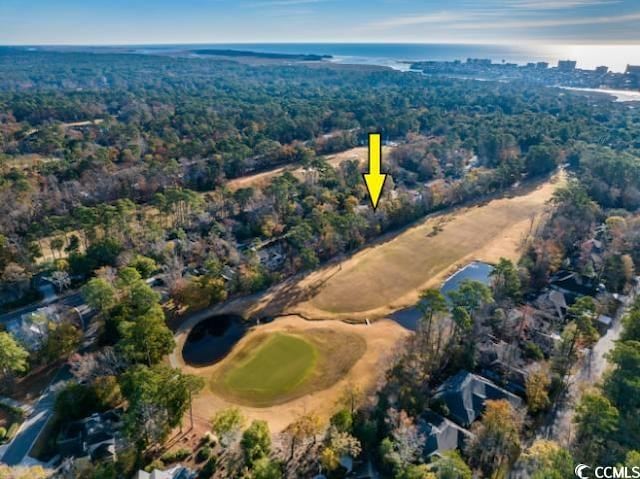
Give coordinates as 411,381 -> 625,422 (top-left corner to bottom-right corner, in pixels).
389,261 -> 495,331
182,314 -> 247,367
440,261 -> 494,297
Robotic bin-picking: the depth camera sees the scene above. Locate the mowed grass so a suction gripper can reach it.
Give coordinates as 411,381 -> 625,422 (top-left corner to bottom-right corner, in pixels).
211,329 -> 366,407
219,333 -> 317,403
307,177 -> 560,314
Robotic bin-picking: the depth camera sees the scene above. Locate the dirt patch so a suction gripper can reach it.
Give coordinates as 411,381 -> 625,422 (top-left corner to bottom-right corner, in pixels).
7,363 -> 61,404
225,146 -> 392,191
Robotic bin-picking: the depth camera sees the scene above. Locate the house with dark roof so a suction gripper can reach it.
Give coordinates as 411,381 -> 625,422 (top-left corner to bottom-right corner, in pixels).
595,314 -> 614,334
480,360 -> 528,397
419,411 -> 473,458
57,410 -> 122,462
432,370 -> 523,428
549,270 -> 604,302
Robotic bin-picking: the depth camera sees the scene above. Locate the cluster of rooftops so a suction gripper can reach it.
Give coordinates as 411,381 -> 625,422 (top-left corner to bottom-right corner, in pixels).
420,370 -> 523,457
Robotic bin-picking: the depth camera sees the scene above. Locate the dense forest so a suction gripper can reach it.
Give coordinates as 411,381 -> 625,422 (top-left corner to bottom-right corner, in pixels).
1,48 -> 639,312
2,47 -> 640,479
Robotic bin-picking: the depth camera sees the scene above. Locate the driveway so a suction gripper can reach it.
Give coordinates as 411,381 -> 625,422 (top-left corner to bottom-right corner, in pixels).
1,365 -> 71,465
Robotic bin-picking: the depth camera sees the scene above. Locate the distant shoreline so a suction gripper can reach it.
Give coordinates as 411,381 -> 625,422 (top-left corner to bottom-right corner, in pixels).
10,43 -> 639,73
558,86 -> 640,102
191,48 -> 332,62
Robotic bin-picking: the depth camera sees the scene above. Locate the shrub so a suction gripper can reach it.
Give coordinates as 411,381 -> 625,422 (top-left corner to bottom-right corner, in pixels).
144,460 -> 164,473
330,408 -> 353,433
129,255 -> 158,278
160,448 -> 191,463
0,427 -> 7,441
523,341 -> 545,361
196,446 -> 211,463
6,423 -> 19,440
198,458 -> 217,479
200,432 -> 216,447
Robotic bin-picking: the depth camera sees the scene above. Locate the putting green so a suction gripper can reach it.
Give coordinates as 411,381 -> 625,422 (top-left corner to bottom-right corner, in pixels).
218,333 -> 317,404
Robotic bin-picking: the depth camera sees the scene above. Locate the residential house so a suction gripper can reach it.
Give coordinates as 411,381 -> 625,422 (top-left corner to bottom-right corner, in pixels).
136,465 -> 197,479
255,242 -> 286,271
432,370 -> 523,428
549,270 -> 604,303
480,360 -> 528,397
419,411 -> 472,458
529,329 -> 562,356
6,305 -> 61,351
57,410 -> 122,463
596,314 -> 614,334
534,289 -> 568,321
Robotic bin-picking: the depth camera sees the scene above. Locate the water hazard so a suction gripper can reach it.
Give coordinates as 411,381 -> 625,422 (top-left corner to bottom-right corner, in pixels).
390,261 -> 494,331
182,314 -> 247,366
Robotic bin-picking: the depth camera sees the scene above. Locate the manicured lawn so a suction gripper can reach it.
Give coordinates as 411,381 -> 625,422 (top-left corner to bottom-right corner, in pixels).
207,328 -> 366,408
220,333 -> 317,404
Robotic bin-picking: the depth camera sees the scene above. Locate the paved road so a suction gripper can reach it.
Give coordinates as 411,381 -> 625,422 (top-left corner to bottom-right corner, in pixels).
540,291 -> 635,445
0,291 -> 84,326
0,277 -> 159,465
1,366 -> 71,466
1,290 -> 88,466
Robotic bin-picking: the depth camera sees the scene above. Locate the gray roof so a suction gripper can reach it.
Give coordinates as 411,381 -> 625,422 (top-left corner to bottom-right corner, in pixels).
57,410 -> 122,460
433,370 -> 523,427
597,314 -> 613,326
420,411 -> 472,457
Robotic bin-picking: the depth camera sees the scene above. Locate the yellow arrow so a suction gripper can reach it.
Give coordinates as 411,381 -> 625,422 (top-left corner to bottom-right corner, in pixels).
363,132 -> 388,210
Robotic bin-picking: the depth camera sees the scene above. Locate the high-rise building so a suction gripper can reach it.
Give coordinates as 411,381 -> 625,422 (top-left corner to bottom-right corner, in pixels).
626,65 -> 640,87
626,65 -> 640,76
466,58 -> 492,67
558,60 -> 577,72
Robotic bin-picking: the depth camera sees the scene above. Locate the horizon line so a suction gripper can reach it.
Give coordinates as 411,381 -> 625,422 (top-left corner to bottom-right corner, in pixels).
3,40 -> 640,47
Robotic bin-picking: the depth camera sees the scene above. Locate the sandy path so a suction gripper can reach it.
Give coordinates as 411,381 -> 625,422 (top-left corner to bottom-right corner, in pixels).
226,146 -> 392,191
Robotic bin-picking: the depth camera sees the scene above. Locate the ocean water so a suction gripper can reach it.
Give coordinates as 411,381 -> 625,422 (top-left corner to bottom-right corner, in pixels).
133,43 -> 640,73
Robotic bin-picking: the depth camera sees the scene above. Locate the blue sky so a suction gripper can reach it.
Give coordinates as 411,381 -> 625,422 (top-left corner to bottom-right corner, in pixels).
1,0 -> 639,45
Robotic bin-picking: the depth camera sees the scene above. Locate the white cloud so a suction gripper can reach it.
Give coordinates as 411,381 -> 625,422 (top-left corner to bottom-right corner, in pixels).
506,0 -> 619,9
459,10 -> 640,29
365,9 -> 640,32
367,11 -> 462,29
251,0 -> 323,6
